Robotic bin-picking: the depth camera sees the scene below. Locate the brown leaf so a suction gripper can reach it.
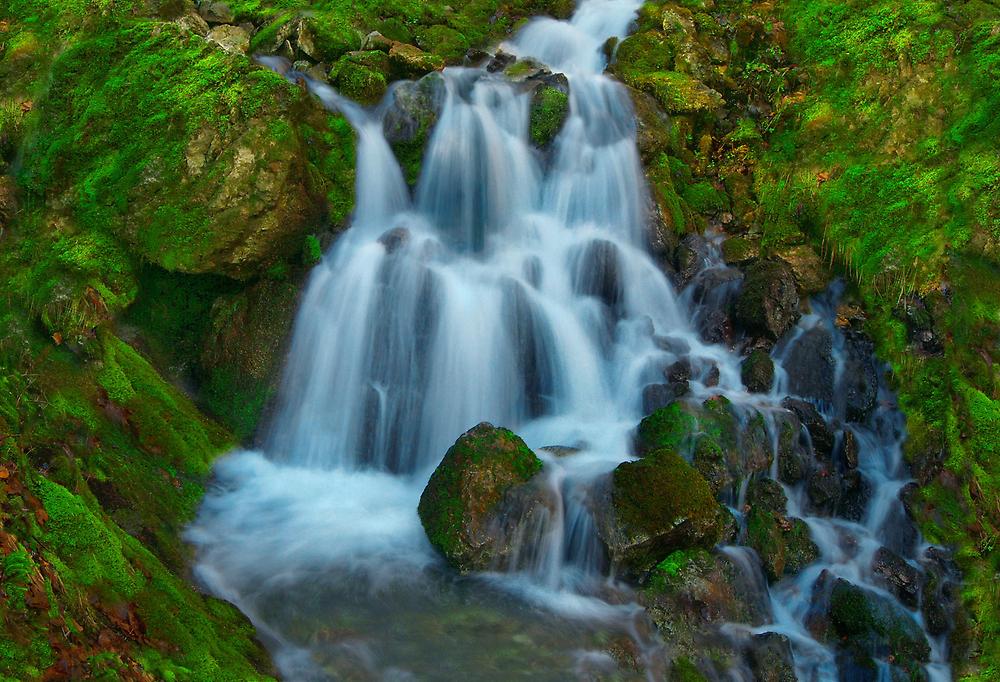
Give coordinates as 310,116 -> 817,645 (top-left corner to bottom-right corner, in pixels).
20,100 -> 32,114
816,170 -> 830,184
0,466 -> 8,479
0,20 -> 9,32
52,332 -> 63,345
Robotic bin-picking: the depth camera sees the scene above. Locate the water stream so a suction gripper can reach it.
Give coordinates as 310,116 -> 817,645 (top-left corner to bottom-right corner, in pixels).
188,1 -> 953,679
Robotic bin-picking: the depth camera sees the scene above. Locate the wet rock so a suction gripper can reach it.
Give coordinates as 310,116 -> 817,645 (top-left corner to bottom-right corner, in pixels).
722,236 -> 761,265
528,85 -> 570,148
879,503 -> 918,557
628,87 -> 671,164
418,423 -> 545,572
643,383 -> 686,414
207,24 -> 250,54
741,349 -> 774,393
775,244 -> 830,294
686,267 -> 741,344
782,327 -> 835,405
175,11 -> 210,36
594,449 -> 726,574
378,227 -> 410,254
806,467 -> 841,514
389,43 -> 445,78
734,260 -> 800,341
574,239 -> 624,315
331,51 -> 390,104
842,331 -> 879,422
780,398 -> 835,460
835,470 -> 870,522
674,233 -> 712,287
665,359 -> 691,384
198,1 -> 233,24
702,364 -> 720,387
776,412 -> 808,485
383,74 -> 444,184
920,547 -> 960,636
840,429 -> 860,470
747,632 -> 796,682
899,296 -> 943,356
871,547 -> 921,610
361,31 -> 394,52
745,479 -> 819,581
486,49 -> 516,73
827,578 -> 930,669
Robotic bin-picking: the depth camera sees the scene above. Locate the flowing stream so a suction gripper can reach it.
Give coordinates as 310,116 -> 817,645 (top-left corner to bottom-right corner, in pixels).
188,1 -> 953,679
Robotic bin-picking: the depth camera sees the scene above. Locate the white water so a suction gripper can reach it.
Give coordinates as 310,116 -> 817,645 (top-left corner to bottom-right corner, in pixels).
190,2 -> 953,679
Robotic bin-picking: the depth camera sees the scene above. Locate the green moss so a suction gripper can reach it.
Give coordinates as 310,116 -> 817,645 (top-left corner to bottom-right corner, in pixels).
637,402 -> 698,454
682,180 -> 729,214
529,86 -> 569,148
302,234 -> 324,265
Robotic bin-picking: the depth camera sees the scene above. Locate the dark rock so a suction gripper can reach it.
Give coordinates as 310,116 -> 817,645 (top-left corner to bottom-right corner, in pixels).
734,260 -> 800,341
748,633 -> 796,682
703,364 -> 720,387
806,467 -> 841,513
674,233 -> 713,288
378,227 -> 410,254
871,547 -> 921,610
776,412 -> 808,485
840,429 -> 860,470
417,423 -> 545,572
827,578 -> 930,666
643,382 -> 686,414
665,359 -> 691,384
741,349 -> 774,393
594,449 -> 726,574
198,0 -> 233,24
745,479 -> 820,581
781,326 -> 836,405
574,239 -> 624,315
487,50 -> 516,72
879,503 -> 918,557
685,266 -> 742,344
842,331 -> 879,422
781,397 -> 835,459
835,470 -> 870,522
920,547 -> 960,636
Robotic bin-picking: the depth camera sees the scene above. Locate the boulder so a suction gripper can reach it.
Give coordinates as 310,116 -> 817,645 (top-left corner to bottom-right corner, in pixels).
871,546 -> 921,610
389,43 -> 445,78
528,85 -> 570,148
734,260 -> 800,341
741,349 -> 774,393
383,73 -> 444,185
330,52 -> 389,104
206,24 -> 250,54
827,578 -> 930,670
781,326 -> 835,405
747,633 -> 796,682
418,423 -> 545,572
198,1 -> 233,24
780,398 -> 834,460
745,479 -> 819,581
842,331 -> 879,422
594,449 -> 725,574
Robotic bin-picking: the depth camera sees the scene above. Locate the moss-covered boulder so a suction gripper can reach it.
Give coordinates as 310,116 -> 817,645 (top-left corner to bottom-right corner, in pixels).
741,349 -> 774,393
744,479 -> 819,582
827,578 -> 931,674
734,260 -> 800,341
594,449 -> 726,574
418,423 -> 546,572
529,85 -> 570,148
384,74 -> 445,185
330,50 -> 390,104
389,42 -> 445,79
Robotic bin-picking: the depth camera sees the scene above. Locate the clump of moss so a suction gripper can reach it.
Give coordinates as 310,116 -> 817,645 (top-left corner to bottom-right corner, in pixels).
528,86 -> 569,148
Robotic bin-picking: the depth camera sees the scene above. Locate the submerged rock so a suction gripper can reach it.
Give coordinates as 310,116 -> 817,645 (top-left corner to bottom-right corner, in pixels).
747,632 -> 796,682
418,423 -> 545,572
782,326 -> 836,405
594,449 -> 725,574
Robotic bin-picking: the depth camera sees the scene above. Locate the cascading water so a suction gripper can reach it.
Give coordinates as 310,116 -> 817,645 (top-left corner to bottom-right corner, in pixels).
189,1 -> 955,679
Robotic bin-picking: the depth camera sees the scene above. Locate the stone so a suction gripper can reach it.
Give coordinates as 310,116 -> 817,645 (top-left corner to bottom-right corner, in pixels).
781,326 -> 836,405
871,546 -> 921,610
781,397 -> 835,459
175,11 -> 210,36
594,449 -> 725,574
775,244 -> 830,294
748,633 -> 796,682
388,43 -> 445,78
842,331 -> 879,422
361,30 -> 395,52
643,383 -> 686,414
417,423 -> 546,572
198,1 -> 233,24
835,470 -> 870,522
741,349 -> 774,393
734,260 -> 800,341
840,429 -> 860,470
528,85 -> 570,148
745,479 -> 819,581
207,25 -> 250,54
378,227 -> 410,254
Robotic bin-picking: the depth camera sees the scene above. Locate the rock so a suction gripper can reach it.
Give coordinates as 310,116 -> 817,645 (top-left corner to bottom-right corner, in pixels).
775,244 -> 830,294
175,11 -> 210,36
776,412 -> 808,485
378,227 -> 410,254
628,87 -> 671,164
747,633 -> 796,682
722,236 -> 761,265
198,0 -> 233,24
840,429 -> 859,470
594,449 -> 725,574
685,267 -> 742,344
842,331 -> 879,422
207,24 -> 250,54
871,547 -> 921,610
486,50 -> 516,73
331,52 -> 389,104
643,383 -> 686,414
674,233 -> 712,287
528,85 -> 570,148
388,43 -> 445,78
781,327 -> 836,405
806,467 -> 841,514
741,349 -> 774,393
827,579 -> 930,668
383,73 -> 444,184
417,423 -> 545,572
879,503 -> 918,557
573,239 -> 624,315
780,397 -> 834,459
920,547 -> 960,636
734,260 -> 800,341
835,470 -> 870,521
361,31 -> 394,52
745,479 -> 819,581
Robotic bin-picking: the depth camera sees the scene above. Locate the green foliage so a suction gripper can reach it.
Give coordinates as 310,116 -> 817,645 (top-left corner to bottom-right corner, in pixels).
528,86 -> 569,148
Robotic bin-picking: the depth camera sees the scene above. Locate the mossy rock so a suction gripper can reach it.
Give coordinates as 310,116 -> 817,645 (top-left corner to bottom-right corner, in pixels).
418,423 -> 544,572
828,578 -> 931,672
613,32 -> 722,115
681,180 -> 729,215
741,349 -> 774,393
529,85 -> 570,148
595,449 -> 725,574
331,51 -> 390,104
415,25 -> 470,63
389,42 -> 445,79
734,260 -> 800,341
745,479 -> 818,581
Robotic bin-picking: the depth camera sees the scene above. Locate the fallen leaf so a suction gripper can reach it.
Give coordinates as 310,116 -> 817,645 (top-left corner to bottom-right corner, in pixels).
52,332 -> 63,345
20,100 -> 32,114
0,466 -> 8,479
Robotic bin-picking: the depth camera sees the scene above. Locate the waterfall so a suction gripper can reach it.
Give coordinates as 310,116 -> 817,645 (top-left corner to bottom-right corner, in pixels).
188,2 -> 953,680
